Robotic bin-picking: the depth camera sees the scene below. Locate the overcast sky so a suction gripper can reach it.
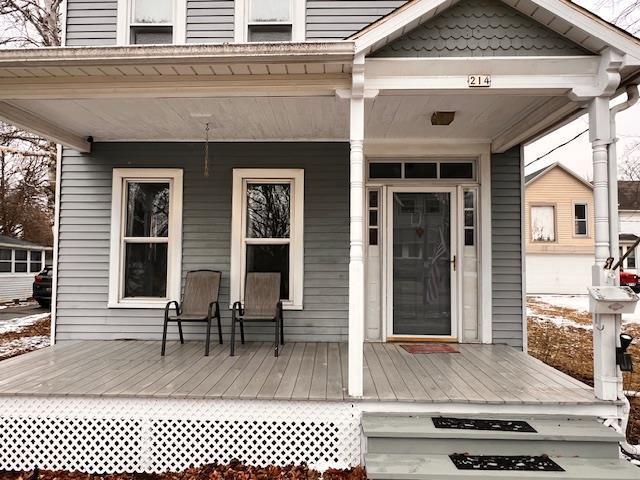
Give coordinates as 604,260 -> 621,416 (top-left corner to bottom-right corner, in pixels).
524,0 -> 640,180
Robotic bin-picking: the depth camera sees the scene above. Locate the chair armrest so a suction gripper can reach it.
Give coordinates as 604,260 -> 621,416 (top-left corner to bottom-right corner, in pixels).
232,301 -> 244,317
165,300 -> 181,317
208,301 -> 220,316
277,301 -> 283,317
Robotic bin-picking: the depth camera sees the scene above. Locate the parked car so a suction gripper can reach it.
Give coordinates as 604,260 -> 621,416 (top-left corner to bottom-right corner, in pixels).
33,266 -> 53,308
620,270 -> 640,293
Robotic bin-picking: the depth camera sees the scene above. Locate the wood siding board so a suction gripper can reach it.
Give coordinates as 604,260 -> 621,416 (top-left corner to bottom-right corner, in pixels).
65,0 -> 117,46
56,142 -> 350,341
491,147 -> 524,348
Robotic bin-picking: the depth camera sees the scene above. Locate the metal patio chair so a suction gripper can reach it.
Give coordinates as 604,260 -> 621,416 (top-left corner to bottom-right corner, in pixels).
231,272 -> 284,357
161,269 -> 222,356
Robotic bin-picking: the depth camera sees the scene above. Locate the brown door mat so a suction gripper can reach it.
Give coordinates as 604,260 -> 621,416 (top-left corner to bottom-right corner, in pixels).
400,343 -> 459,354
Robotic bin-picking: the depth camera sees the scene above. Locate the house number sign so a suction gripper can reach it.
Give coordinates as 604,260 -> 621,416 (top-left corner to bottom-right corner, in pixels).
468,75 -> 491,87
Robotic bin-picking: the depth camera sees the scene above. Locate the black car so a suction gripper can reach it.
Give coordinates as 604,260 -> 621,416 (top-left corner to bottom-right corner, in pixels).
33,266 -> 53,308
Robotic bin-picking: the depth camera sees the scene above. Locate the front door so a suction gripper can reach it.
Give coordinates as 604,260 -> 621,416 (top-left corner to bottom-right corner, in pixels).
388,188 -> 457,338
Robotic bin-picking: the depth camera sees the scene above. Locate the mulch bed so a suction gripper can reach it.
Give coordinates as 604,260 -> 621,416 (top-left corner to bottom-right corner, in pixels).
0,462 -> 367,480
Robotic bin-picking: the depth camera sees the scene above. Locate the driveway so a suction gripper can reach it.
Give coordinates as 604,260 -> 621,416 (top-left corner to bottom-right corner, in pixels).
0,302 -> 49,322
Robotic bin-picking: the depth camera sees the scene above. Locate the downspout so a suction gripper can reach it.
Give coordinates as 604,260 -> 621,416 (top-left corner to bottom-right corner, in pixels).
604,84 -> 640,459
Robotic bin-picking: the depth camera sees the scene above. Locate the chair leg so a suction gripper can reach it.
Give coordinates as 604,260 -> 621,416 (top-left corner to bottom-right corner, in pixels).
280,313 -> 284,346
216,310 -> 223,345
240,319 -> 245,344
178,321 -> 184,344
161,318 -> 168,356
230,317 -> 236,356
205,317 -> 212,356
274,318 -> 279,357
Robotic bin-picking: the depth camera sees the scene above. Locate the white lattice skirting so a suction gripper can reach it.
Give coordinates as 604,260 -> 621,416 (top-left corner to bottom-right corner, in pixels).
0,396 -> 361,473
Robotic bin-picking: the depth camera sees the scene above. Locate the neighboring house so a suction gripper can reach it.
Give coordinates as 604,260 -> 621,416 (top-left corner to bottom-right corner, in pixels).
524,163 -> 595,295
0,0 -> 639,477
0,235 -> 51,303
618,181 -> 640,272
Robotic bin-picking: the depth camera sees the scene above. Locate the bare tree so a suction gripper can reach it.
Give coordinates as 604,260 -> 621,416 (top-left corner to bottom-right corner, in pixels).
0,1 -> 61,245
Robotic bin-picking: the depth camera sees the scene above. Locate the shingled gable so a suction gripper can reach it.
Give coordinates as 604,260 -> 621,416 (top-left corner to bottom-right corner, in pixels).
371,0 -> 592,57
350,0 -> 640,64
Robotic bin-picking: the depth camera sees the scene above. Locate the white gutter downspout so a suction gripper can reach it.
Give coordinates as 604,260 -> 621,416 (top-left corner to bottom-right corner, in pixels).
605,84 -> 640,459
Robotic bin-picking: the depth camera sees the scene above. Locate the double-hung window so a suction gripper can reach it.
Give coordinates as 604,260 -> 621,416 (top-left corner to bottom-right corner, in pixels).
231,169 -> 304,309
118,0 -> 186,44
531,205 -> 556,242
236,0 -> 304,42
574,203 -> 588,236
109,169 -> 183,308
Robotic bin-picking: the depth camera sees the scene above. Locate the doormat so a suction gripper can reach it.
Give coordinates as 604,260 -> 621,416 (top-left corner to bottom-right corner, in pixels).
400,343 -> 458,354
449,454 -> 564,472
433,417 -> 537,433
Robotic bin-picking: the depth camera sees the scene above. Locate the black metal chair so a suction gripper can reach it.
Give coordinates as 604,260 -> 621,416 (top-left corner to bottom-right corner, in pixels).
162,270 -> 222,356
231,272 -> 284,357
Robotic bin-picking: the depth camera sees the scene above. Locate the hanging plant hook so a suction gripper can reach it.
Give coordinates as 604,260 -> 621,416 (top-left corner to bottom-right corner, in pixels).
203,122 -> 210,177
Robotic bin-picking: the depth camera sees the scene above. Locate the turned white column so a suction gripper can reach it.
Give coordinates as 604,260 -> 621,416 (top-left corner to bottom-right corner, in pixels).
348,56 -> 366,397
589,96 -> 618,401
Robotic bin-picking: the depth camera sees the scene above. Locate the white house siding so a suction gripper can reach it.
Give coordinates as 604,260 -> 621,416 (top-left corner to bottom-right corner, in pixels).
526,253 -> 593,295
0,274 -> 35,303
65,0 -> 118,46
55,142 -> 350,341
186,0 -> 235,43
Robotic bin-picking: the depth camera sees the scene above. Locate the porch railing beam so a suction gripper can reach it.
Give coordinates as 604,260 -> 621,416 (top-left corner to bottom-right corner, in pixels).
348,53 -> 366,397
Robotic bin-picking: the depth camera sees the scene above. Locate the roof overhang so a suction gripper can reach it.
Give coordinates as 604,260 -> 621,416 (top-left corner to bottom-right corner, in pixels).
0,42 -> 355,152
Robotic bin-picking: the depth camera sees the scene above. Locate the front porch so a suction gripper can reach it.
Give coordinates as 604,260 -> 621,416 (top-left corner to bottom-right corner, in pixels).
0,340 -> 606,407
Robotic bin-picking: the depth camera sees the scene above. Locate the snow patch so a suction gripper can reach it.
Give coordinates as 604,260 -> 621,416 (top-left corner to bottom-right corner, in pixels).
0,335 -> 49,357
529,294 -> 640,324
0,313 -> 50,334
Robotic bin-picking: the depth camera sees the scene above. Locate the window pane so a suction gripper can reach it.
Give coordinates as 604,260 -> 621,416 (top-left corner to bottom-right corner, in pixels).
15,262 -> 27,273
575,220 -> 587,236
246,244 -> 290,300
464,228 -> 475,246
628,248 -> 636,269
246,183 -> 290,239
133,0 -> 172,23
0,263 -> 10,273
131,26 -> 173,44
369,163 -> 401,179
369,190 -> 378,208
14,250 -> 27,261
440,162 -> 474,179
30,262 -> 42,273
464,191 -> 474,209
31,251 -> 42,262
249,0 -> 290,22
124,243 -> 168,298
464,211 -> 474,228
248,25 -> 292,42
0,249 -> 10,261
531,206 -> 555,242
369,229 -> 378,246
369,210 -> 378,227
126,182 -> 170,238
574,204 -> 586,220
405,162 -> 437,179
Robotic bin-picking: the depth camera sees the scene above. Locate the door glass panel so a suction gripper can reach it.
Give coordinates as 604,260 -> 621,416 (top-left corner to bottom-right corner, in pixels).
393,192 -> 451,335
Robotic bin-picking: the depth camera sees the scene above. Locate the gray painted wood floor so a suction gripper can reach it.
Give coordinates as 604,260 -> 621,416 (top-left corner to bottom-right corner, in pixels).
0,341 -> 601,404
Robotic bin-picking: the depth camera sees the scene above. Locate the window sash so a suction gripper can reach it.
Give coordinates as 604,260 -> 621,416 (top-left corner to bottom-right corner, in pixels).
531,205 -> 556,242
130,0 -> 173,25
574,203 -> 588,236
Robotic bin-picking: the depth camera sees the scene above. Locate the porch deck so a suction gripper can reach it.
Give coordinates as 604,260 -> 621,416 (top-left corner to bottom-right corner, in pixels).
0,340 -> 602,405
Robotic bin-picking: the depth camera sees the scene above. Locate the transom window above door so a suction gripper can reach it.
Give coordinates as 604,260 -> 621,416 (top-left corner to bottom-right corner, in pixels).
236,0 -> 305,42
368,159 -> 476,181
231,169 -> 304,310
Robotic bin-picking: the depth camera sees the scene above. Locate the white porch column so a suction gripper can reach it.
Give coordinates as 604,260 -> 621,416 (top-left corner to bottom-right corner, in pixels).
348,55 -> 366,397
588,96 -> 618,401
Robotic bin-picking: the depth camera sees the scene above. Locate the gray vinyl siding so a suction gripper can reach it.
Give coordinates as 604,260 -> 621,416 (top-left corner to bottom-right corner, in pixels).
65,0 -> 118,46
373,0 -> 592,57
491,147 -> 524,349
55,142 -> 349,342
187,0 -> 234,43
306,0 -> 407,40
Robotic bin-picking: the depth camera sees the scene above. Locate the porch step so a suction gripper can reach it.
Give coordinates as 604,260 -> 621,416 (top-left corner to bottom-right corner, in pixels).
364,453 -> 640,480
362,414 -> 623,459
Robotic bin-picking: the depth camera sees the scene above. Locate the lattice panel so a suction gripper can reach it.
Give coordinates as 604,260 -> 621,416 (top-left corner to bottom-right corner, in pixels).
0,397 -> 361,473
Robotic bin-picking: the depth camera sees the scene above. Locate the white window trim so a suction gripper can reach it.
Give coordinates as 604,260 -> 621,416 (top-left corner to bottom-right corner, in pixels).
117,0 -> 186,45
108,168 -> 183,309
230,168 -> 304,310
572,201 -> 589,237
234,0 -> 305,42
0,247 -> 46,276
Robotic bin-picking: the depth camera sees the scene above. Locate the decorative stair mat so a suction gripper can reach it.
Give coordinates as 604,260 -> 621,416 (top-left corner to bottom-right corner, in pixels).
433,417 -> 537,433
400,343 -> 459,354
449,454 -> 564,472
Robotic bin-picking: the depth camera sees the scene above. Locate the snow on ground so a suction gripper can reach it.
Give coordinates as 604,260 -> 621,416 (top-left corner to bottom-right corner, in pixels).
0,312 -> 50,334
0,335 -> 49,358
530,294 -> 640,324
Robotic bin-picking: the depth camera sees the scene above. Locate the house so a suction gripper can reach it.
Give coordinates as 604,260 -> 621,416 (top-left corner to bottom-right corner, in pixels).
618,181 -> 640,272
524,162 -> 595,295
0,235 -> 51,303
0,0 -> 639,477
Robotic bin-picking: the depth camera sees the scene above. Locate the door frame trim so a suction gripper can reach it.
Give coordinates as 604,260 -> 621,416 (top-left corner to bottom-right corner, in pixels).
384,186 -> 459,340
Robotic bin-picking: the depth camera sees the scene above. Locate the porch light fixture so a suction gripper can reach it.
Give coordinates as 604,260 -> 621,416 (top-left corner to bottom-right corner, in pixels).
617,334 -> 634,372
431,111 -> 456,126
